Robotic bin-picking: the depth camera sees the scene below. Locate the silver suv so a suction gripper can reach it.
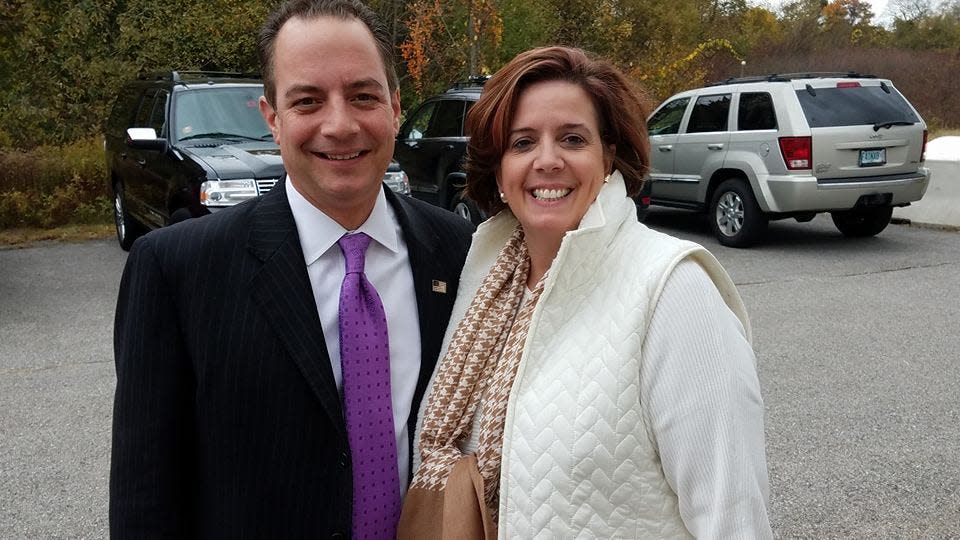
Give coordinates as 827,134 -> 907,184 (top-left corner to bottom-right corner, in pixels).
647,72 -> 930,247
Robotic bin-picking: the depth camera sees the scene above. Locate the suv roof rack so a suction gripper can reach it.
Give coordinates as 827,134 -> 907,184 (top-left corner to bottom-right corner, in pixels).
707,71 -> 876,87
448,75 -> 489,91
138,70 -> 261,83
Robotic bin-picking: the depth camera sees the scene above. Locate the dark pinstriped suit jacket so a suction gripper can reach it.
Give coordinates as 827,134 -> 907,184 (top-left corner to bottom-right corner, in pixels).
110,179 -> 473,539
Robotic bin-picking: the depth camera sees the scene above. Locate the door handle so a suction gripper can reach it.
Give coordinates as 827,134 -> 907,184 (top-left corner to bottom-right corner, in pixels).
137,159 -> 146,166
707,143 -> 724,150
658,145 -> 673,152
120,152 -> 128,159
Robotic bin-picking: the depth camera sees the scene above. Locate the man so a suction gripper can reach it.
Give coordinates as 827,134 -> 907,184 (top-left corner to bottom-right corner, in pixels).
109,0 -> 474,537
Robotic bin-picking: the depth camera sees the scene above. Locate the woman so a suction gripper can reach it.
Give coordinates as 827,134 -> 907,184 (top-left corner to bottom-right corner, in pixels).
400,46 -> 771,539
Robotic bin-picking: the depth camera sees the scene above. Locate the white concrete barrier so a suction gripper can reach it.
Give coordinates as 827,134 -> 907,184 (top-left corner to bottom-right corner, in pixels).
893,137 -> 960,228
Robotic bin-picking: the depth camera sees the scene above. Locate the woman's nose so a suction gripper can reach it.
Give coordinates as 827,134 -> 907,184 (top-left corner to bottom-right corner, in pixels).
533,142 -> 563,172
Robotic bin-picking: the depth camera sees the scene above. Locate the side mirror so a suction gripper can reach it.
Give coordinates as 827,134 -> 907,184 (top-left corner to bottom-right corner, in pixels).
126,127 -> 167,151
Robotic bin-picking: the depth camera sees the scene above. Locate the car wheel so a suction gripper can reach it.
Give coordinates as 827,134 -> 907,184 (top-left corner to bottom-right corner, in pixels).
113,182 -> 142,251
450,191 -> 483,225
830,206 -> 893,237
709,178 -> 768,248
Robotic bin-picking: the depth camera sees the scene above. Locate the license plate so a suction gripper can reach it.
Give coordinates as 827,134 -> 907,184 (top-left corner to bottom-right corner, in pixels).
859,148 -> 886,167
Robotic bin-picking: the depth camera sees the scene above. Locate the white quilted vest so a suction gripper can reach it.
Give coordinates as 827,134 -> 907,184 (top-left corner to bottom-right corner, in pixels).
429,173 -> 749,539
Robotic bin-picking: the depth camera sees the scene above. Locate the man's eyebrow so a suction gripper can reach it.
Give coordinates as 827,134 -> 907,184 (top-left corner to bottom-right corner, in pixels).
283,84 -> 321,99
346,78 -> 386,92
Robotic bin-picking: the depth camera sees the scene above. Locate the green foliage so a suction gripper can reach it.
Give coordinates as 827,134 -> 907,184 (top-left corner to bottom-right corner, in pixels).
2,0 -> 959,157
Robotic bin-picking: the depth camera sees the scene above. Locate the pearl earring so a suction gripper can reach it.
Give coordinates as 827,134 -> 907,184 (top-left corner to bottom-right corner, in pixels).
603,174 -> 610,184
499,191 -> 507,203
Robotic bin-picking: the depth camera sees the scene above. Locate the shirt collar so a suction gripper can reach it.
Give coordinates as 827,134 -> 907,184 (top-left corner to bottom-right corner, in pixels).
285,175 -> 401,266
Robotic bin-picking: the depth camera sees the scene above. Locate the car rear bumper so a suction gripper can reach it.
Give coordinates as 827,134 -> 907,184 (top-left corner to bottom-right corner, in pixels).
762,168 -> 930,212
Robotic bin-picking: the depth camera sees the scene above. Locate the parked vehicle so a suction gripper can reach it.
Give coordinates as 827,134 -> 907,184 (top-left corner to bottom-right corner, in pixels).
105,71 -> 412,251
394,78 -> 485,223
104,71 -> 282,250
646,72 -> 930,247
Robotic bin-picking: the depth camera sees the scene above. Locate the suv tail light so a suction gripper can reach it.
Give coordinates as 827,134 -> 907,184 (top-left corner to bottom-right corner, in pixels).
779,136 -> 812,170
921,129 -> 928,162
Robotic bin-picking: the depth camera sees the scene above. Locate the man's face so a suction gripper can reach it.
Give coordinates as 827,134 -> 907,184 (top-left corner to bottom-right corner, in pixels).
260,16 -> 401,229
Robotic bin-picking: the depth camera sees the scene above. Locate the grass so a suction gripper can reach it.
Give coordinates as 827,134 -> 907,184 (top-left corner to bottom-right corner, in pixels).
0,223 -> 115,249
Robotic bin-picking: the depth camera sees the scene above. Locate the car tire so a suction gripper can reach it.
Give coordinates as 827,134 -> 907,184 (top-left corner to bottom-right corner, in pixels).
709,178 -> 768,248
450,190 -> 484,225
112,182 -> 143,251
830,206 -> 893,237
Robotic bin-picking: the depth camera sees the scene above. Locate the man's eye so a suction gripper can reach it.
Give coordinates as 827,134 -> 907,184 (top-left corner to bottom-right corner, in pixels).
294,97 -> 318,107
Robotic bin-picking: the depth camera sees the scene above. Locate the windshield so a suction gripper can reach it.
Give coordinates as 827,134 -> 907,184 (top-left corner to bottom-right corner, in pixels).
173,87 -> 272,142
795,85 -> 919,128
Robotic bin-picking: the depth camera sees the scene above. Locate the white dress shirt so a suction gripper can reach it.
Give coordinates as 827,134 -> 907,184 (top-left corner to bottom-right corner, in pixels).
285,178 -> 420,494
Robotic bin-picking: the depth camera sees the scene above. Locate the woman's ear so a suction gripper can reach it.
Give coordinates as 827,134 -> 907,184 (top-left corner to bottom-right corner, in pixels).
604,144 -> 617,174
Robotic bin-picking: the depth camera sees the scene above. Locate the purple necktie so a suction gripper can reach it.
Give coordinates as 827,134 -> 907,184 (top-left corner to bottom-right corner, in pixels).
337,233 -> 401,540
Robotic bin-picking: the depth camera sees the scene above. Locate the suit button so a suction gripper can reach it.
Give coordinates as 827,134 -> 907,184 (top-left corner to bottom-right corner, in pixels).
339,452 -> 349,468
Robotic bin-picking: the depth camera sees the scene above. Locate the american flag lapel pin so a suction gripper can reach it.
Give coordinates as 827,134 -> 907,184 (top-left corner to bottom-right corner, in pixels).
431,280 -> 447,294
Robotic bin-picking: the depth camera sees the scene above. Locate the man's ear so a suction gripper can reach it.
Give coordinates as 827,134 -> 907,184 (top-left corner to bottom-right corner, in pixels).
259,96 -> 280,144
391,88 -> 402,135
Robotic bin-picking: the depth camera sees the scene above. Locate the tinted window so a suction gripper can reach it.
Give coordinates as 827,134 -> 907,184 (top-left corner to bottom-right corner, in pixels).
133,88 -> 159,128
738,92 -> 777,131
795,85 -> 919,128
173,87 -> 269,141
429,100 -> 466,138
107,86 -> 143,137
149,91 -> 169,135
648,98 -> 689,136
687,94 -> 730,133
400,102 -> 435,140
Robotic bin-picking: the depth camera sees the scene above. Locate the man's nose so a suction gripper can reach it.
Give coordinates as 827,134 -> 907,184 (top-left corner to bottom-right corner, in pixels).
322,99 -> 359,136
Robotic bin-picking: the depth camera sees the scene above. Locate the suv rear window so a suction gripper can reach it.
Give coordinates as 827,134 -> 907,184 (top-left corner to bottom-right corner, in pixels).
738,92 -> 777,131
795,85 -> 919,128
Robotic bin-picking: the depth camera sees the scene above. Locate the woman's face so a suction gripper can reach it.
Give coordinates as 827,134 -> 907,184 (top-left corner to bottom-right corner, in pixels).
498,80 -> 613,249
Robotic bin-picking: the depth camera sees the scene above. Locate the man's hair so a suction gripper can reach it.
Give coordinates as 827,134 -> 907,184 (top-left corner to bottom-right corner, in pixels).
257,0 -> 399,106
464,46 -> 652,215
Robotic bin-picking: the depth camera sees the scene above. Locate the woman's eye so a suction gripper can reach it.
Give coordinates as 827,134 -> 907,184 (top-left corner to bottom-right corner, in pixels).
511,138 -> 532,151
563,134 -> 586,145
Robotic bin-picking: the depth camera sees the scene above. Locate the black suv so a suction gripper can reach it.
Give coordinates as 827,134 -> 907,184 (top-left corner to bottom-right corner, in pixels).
394,79 -> 484,223
104,71 -> 283,250
394,77 -> 651,224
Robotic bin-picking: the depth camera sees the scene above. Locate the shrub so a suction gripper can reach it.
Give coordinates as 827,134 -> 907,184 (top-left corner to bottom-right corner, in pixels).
0,137 -> 111,228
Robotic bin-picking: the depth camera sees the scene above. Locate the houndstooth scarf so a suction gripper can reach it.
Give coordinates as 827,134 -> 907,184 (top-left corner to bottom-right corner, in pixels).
398,224 -> 545,539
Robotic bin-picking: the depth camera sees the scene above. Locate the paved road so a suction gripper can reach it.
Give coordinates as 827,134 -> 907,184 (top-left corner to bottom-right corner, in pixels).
1,213 -> 958,538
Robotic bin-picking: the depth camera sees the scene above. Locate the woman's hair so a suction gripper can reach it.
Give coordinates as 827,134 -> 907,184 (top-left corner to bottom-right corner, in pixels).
465,46 -> 651,215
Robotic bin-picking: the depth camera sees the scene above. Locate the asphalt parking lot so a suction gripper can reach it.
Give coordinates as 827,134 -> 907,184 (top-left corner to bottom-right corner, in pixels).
1,212 -> 958,538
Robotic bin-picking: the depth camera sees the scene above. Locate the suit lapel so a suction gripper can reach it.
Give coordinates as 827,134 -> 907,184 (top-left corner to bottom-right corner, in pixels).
247,179 -> 345,437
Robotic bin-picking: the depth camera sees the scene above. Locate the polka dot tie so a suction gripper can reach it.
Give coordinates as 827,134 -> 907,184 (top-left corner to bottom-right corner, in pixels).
337,233 -> 401,540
